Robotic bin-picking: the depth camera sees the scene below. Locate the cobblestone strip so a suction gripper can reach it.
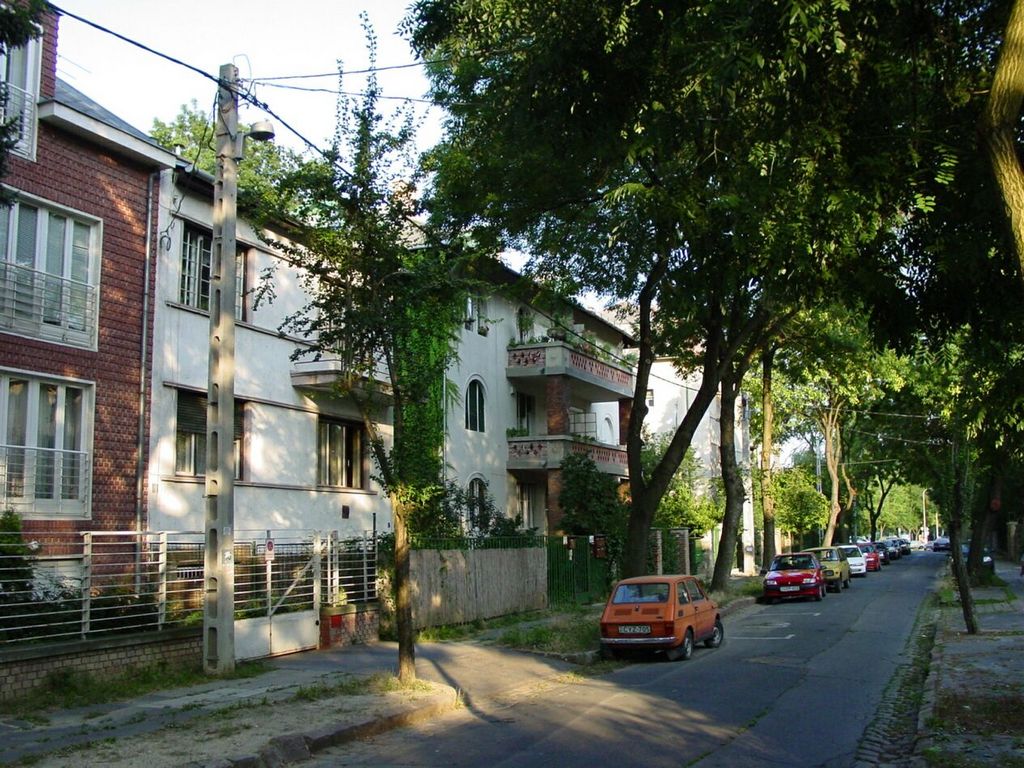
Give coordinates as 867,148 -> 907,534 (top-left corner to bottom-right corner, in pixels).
851,599 -> 938,768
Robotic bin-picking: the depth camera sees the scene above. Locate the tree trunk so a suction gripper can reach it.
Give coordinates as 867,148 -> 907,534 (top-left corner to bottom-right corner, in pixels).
760,348 -> 778,566
821,408 -> 842,546
981,0 -> 1024,280
949,444 -> 979,634
711,367 -> 746,592
391,494 -> 416,682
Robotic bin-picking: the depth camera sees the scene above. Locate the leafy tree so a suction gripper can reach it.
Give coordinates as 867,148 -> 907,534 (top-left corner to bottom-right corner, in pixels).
250,33 -> 469,681
641,434 -> 720,537
559,453 -> 628,542
772,468 -> 830,540
150,100 -> 300,209
406,0 -> 919,588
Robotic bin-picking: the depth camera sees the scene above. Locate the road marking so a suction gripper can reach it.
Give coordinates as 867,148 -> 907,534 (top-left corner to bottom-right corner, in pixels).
730,634 -> 796,640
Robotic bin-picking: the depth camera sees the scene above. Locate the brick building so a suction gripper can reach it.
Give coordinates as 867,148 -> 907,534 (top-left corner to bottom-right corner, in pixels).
0,10 -> 174,572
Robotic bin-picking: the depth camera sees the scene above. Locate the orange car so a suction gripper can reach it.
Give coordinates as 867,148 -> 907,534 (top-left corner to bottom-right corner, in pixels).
599,574 -> 723,661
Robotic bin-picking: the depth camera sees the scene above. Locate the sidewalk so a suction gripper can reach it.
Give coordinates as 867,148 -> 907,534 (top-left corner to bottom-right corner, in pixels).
914,556 -> 1024,766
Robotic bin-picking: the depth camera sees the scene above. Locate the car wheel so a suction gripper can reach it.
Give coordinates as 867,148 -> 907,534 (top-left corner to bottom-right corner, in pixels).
705,619 -> 724,648
666,629 -> 694,661
815,584 -> 824,601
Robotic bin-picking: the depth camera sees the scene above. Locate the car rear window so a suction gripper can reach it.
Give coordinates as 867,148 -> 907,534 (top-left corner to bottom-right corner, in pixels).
612,582 -> 669,604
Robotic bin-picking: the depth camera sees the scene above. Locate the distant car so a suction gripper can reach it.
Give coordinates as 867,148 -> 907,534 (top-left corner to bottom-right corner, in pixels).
600,575 -> 723,661
932,536 -> 951,552
762,552 -> 826,603
955,544 -> 996,574
805,547 -> 852,592
879,539 -> 901,560
870,541 -> 890,565
897,538 -> 912,556
858,543 -> 882,571
838,544 -> 868,576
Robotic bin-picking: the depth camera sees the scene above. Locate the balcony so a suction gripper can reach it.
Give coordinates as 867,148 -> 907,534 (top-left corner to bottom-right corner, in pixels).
1,82 -> 36,157
1,445 -> 91,516
0,262 -> 97,347
507,435 -> 628,476
290,356 -> 391,395
506,340 -> 634,402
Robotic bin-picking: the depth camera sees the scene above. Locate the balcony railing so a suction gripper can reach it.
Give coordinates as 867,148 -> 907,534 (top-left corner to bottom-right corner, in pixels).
1,81 -> 36,156
290,355 -> 392,393
507,340 -> 634,401
1,445 -> 91,513
0,262 -> 97,347
507,435 -> 628,476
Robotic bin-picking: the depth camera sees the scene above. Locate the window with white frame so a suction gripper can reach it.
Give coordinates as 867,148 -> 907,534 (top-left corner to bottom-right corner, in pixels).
317,417 -> 365,489
1,372 -> 92,516
0,199 -> 99,347
179,225 -> 246,320
516,392 -> 534,434
1,39 -> 40,158
175,390 -> 243,479
464,294 -> 489,335
465,379 -> 485,432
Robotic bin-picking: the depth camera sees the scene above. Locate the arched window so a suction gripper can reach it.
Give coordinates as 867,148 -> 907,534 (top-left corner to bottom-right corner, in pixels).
465,379 -> 485,432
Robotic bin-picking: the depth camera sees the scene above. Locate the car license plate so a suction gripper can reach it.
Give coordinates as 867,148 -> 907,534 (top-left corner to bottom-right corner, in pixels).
619,625 -> 651,634
780,586 -> 799,592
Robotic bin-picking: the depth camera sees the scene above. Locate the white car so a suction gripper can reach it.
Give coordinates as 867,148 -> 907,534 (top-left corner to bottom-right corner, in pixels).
837,544 -> 868,576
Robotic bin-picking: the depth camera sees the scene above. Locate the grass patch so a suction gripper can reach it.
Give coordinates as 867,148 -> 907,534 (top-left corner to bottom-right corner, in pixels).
923,746 -> 1024,768
497,611 -> 600,655
710,576 -> 763,606
291,672 -> 433,703
0,660 -> 270,719
933,692 -> 1024,736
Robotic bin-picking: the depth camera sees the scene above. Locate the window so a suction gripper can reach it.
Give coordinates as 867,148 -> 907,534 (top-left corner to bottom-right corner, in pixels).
646,389 -> 655,407
0,200 -> 98,347
517,482 -> 539,530
467,477 -> 487,529
179,225 -> 246,320
1,40 -> 40,157
516,392 -> 534,434
465,379 -> 485,432
317,418 -> 364,488
1,372 -> 91,516
175,390 -> 243,478
464,294 -> 488,335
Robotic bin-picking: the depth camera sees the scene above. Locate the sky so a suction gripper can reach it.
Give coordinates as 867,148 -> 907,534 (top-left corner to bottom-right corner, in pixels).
51,0 -> 443,155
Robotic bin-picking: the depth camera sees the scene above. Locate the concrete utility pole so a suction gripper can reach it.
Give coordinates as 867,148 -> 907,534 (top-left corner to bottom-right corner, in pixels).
204,63 -> 242,675
201,65 -> 274,674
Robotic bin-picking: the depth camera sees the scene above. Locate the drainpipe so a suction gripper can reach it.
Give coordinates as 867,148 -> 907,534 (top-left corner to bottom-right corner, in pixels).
134,171 -> 158,537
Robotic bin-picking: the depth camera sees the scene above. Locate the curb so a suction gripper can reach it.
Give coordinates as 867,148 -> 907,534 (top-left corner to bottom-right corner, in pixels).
203,686 -> 461,768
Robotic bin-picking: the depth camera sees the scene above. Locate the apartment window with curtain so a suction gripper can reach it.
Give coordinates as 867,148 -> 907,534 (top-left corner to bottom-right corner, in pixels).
1,39 -> 40,157
465,379 -> 485,433
179,225 -> 246,320
175,390 -> 244,478
317,418 -> 365,489
0,199 -> 99,347
1,371 -> 91,516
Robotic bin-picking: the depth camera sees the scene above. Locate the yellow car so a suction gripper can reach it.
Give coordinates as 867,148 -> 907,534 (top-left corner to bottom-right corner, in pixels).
804,547 -> 851,593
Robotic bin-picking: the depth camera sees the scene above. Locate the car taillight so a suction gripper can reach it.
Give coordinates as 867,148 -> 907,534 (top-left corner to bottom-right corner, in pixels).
656,622 -> 675,636
600,625 -> 609,637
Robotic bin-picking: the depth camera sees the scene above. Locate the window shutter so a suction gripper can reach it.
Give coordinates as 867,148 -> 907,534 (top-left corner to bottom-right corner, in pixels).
177,390 -> 243,438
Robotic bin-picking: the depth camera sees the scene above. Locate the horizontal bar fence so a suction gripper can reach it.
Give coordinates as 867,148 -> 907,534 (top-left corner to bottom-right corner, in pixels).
0,528 -> 377,648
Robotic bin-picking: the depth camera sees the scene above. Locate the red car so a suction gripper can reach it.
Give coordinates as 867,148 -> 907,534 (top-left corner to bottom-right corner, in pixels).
762,552 -> 826,603
600,575 -> 723,661
858,542 -> 882,571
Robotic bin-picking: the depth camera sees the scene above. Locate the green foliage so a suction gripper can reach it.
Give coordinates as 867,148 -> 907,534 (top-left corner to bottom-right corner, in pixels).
640,433 -> 721,536
558,453 -> 627,539
772,467 -> 829,535
0,508 -> 33,600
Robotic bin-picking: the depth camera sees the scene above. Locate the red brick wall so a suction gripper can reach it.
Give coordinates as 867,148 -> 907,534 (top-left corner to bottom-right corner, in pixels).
545,375 -> 571,434
0,11 -> 159,536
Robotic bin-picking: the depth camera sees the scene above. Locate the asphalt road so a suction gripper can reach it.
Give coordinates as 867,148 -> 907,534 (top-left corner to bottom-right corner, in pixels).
308,551 -> 944,768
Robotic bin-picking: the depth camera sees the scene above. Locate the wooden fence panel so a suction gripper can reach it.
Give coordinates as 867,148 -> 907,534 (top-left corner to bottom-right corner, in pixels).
410,547 -> 547,629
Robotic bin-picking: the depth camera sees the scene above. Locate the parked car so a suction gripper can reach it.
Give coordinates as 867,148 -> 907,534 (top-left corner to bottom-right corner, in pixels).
599,575 -> 723,661
838,544 -> 868,576
879,539 -> 901,560
932,536 -> 951,552
870,541 -> 890,565
762,552 -> 826,603
805,546 -> 852,592
858,542 -> 882,571
897,538 -> 912,556
955,544 -> 996,574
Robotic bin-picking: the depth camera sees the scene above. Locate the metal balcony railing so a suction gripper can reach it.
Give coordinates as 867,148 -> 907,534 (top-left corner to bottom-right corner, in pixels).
0,262 -> 97,346
0,445 -> 90,509
1,81 -> 36,156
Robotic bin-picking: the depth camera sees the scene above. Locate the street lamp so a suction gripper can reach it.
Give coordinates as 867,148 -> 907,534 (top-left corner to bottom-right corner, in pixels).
203,63 -> 274,675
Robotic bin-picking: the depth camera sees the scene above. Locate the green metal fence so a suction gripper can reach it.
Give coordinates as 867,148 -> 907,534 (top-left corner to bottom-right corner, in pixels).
546,535 -> 613,606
